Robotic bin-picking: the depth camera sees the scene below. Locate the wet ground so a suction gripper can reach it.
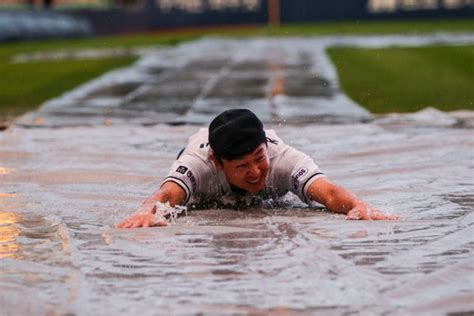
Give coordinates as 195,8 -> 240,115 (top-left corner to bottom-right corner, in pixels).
1,36 -> 474,315
15,33 -> 474,127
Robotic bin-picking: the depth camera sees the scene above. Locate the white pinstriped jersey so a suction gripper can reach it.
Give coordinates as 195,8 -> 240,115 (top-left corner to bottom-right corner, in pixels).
163,128 -> 326,207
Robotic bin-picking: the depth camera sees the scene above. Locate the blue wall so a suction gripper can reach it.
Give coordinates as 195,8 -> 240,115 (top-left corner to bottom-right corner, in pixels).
74,0 -> 473,34
69,0 -> 268,35
281,0 -> 474,23
2,0 -> 474,39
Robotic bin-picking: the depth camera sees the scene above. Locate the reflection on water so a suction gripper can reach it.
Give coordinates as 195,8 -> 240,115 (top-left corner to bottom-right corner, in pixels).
0,211 -> 71,262
0,211 -> 20,259
0,167 -> 14,175
1,116 -> 473,314
0,193 -> 16,198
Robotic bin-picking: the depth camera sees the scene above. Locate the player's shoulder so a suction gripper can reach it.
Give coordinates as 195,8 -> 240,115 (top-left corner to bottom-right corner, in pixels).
187,128 -> 210,148
265,129 -> 285,145
265,129 -> 290,157
182,128 -> 211,158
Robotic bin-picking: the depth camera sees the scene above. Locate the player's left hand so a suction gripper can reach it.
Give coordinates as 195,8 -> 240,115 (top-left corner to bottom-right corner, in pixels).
346,204 -> 399,220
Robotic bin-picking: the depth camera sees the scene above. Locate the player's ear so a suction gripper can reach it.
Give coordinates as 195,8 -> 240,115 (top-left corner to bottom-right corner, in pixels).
210,151 -> 223,170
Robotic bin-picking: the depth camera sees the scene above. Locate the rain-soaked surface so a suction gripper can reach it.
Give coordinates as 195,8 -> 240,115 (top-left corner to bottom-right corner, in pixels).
15,33 -> 474,127
2,36 -> 474,315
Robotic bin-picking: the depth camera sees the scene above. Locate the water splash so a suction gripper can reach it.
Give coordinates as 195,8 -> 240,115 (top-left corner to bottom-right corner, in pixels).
155,201 -> 187,224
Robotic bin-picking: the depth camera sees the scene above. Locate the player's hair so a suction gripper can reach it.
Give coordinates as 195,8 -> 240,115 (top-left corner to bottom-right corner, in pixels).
209,109 -> 266,162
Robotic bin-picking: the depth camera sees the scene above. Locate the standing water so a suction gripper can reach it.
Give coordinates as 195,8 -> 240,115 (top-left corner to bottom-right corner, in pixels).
2,37 -> 474,315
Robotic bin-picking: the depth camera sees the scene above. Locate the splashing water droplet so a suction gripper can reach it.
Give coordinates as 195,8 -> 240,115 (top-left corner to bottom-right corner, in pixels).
155,201 -> 187,224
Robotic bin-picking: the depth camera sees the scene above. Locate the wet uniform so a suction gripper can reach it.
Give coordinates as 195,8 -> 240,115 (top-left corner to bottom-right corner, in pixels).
163,128 -> 326,207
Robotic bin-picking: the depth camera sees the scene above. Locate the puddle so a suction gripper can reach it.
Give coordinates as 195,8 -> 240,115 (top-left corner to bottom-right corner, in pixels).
1,117 -> 473,314
2,34 -> 474,315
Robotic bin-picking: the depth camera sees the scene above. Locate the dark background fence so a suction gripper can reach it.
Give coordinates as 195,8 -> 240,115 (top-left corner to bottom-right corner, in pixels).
68,1 -> 268,35
66,0 -> 474,35
281,0 -> 474,23
1,0 -> 473,39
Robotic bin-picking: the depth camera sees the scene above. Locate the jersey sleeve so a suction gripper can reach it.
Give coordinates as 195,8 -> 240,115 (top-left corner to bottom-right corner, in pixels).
276,146 -> 326,204
162,153 -> 204,204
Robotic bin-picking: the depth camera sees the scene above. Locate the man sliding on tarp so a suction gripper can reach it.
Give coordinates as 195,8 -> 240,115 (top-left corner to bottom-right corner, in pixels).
118,109 -> 398,228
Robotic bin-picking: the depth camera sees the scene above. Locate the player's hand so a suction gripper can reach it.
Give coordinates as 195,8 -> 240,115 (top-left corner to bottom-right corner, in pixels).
346,204 -> 399,220
116,212 -> 168,229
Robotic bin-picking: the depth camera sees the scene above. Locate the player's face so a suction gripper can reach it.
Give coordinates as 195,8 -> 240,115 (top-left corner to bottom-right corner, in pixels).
220,143 -> 270,193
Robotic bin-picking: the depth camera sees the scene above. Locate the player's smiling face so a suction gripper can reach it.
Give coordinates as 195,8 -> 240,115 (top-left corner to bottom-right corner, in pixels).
217,143 -> 269,194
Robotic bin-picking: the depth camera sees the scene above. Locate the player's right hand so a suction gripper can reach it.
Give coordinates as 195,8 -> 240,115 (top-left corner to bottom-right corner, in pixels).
116,212 -> 168,229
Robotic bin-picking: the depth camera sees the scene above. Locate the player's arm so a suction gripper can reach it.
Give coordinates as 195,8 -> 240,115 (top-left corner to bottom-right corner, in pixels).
306,177 -> 398,220
116,181 -> 187,228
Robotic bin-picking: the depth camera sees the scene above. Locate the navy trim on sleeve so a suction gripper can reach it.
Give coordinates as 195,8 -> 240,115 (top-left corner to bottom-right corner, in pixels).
176,147 -> 186,160
163,176 -> 191,204
301,172 -> 324,204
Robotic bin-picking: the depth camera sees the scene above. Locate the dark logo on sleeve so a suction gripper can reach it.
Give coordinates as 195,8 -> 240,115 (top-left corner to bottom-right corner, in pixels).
186,170 -> 197,191
176,165 -> 188,174
292,167 -> 308,190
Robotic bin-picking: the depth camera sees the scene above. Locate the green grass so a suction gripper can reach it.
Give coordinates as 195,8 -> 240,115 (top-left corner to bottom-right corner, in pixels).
0,26 -> 268,62
0,32 -> 211,123
2,18 -> 473,60
327,45 -> 474,113
1,18 -> 474,123
264,19 -> 474,36
0,57 -> 135,120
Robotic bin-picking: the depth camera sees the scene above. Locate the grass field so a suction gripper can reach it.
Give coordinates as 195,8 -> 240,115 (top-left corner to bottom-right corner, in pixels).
1,18 -> 474,123
1,57 -> 135,121
328,45 -> 474,113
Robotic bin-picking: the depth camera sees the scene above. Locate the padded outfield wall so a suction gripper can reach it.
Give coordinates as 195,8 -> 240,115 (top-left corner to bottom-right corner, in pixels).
281,0 -> 474,22
2,0 -> 474,37
71,0 -> 474,35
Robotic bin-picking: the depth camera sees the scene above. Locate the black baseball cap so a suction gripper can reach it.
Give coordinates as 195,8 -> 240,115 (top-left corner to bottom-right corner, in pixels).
209,109 -> 266,160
